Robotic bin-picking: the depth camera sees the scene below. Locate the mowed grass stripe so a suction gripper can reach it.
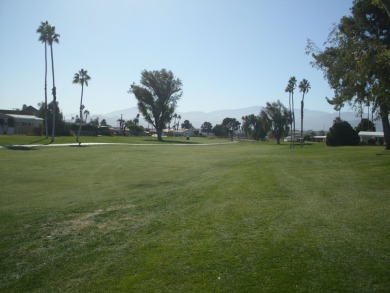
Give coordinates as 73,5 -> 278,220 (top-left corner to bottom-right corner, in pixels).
0,141 -> 389,292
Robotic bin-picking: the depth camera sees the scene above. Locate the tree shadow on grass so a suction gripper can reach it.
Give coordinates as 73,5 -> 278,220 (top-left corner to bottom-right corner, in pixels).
142,138 -> 200,144
3,145 -> 38,151
29,137 -> 49,145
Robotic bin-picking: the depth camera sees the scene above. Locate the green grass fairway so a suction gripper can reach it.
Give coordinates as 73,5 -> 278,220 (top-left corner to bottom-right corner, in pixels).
1,140 -> 389,292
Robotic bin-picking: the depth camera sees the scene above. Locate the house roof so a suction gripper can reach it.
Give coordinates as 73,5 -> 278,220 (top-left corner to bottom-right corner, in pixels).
3,114 -> 43,122
358,131 -> 384,137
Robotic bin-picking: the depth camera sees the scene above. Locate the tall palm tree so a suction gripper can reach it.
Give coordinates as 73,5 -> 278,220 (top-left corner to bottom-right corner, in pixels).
172,113 -> 177,135
285,84 -> 292,148
285,77 -> 297,147
177,115 -> 181,132
73,68 -> 91,143
299,79 -> 310,147
84,109 -> 90,123
36,21 -> 50,138
46,24 -> 60,143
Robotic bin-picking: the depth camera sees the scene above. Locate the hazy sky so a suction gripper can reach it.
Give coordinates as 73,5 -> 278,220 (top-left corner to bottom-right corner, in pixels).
0,0 -> 353,118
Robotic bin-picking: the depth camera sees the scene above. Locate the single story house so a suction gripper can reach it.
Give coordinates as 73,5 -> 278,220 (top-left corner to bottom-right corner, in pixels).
358,131 -> 385,144
0,113 -> 43,135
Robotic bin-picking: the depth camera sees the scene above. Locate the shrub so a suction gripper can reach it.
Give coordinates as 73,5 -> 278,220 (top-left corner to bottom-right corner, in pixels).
326,120 -> 360,146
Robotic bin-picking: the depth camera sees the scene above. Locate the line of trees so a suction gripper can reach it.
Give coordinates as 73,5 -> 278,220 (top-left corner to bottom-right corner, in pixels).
306,0 -> 390,150
37,21 -> 93,144
36,21 -> 59,143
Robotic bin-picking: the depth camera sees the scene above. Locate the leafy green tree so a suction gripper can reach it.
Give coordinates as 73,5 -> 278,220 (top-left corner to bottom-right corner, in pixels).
378,0 -> 390,16
222,117 -> 241,141
46,23 -> 60,143
326,96 -> 345,118
326,119 -> 360,146
212,124 -> 227,138
307,0 -> 390,149
241,115 -> 256,138
356,118 -> 376,132
262,100 -> 290,144
100,119 -> 108,126
90,117 -> 99,128
36,21 -> 51,138
73,68 -> 91,143
241,114 -> 269,141
285,77 -> 297,147
299,79 -> 311,147
125,119 -> 145,136
129,69 -> 183,141
181,119 -> 193,129
201,121 -> 213,135
133,113 -> 140,125
36,101 -> 71,136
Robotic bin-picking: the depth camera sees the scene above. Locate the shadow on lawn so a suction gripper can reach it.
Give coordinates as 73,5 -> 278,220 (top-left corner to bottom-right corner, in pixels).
3,145 -> 38,151
142,138 -> 200,144
29,137 -> 49,145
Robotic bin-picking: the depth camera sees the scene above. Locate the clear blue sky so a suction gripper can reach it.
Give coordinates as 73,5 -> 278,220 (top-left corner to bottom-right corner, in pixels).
0,0 -> 353,118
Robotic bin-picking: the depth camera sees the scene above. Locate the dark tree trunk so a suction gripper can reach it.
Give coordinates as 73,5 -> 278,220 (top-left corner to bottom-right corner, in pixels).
301,100 -> 304,148
77,84 -> 84,144
157,130 -> 163,141
292,92 -> 295,148
50,44 -> 56,143
44,42 -> 49,138
381,0 -> 390,18
380,104 -> 390,150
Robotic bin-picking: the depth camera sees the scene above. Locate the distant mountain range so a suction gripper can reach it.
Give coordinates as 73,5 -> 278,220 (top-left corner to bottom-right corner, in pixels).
70,106 -> 382,132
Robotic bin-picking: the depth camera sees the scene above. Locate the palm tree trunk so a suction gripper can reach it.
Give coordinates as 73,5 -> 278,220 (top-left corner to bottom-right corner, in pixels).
380,0 -> 390,18
44,42 -> 49,138
77,84 -> 84,143
288,93 -> 292,148
301,98 -> 304,148
380,104 -> 390,150
50,44 -> 56,143
292,92 -> 295,148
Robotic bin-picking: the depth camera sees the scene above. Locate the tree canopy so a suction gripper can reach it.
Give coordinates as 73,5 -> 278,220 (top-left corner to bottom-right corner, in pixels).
326,119 -> 360,146
241,114 -> 269,141
129,69 -> 182,141
306,0 -> 390,149
181,119 -> 193,129
200,122 -> 213,134
261,100 -> 290,144
222,117 -> 241,141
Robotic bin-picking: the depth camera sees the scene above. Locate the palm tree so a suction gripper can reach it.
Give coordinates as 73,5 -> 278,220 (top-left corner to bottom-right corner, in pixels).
177,115 -> 181,132
299,79 -> 310,147
36,21 -> 51,138
73,68 -> 91,143
172,113 -> 177,135
133,113 -> 140,125
46,24 -> 60,143
84,109 -> 90,123
285,77 -> 297,147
